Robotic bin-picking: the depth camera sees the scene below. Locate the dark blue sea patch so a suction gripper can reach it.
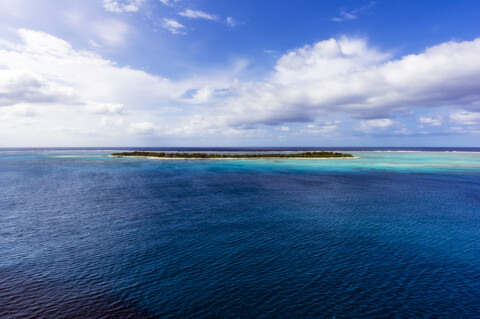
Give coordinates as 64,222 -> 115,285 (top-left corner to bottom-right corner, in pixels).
1,151 -> 479,318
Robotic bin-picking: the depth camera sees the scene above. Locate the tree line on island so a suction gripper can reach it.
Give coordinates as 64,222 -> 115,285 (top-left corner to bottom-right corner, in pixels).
111,151 -> 354,159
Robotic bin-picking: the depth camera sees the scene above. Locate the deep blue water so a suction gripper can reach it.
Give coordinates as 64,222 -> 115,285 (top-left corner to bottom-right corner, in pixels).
1,149 -> 480,318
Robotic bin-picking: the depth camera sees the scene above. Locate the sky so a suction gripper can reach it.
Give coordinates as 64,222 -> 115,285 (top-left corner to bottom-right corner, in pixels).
1,0 -> 480,147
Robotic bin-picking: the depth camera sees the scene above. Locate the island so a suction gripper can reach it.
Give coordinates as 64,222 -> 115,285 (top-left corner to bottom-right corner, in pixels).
111,151 -> 354,159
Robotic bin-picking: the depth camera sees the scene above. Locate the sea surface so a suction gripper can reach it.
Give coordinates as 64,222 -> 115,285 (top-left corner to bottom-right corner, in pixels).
1,148 -> 479,318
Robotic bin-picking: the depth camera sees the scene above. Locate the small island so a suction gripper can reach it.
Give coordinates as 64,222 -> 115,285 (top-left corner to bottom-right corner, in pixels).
111,151 -> 354,159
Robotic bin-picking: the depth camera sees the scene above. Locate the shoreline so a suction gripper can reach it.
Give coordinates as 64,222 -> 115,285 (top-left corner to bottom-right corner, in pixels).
110,151 -> 355,160
109,155 -> 360,160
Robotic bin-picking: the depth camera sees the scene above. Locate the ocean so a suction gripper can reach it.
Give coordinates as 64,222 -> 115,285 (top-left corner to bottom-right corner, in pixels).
1,148 -> 479,318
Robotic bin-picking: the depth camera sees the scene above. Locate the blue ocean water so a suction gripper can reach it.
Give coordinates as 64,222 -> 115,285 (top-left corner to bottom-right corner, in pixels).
1,148 -> 480,318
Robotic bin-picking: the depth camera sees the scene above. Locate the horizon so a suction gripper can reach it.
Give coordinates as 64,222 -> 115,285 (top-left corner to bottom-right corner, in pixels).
2,146 -> 480,150
1,0 -> 480,146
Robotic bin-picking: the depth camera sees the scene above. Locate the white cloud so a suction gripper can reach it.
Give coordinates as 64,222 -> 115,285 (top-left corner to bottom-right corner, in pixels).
226,17 -> 238,27
159,0 -> 180,7
273,37 -> 389,85
2,26 -> 480,145
156,106 -> 182,113
12,28 -> 74,56
209,127 -> 267,137
84,101 -> 125,115
103,0 -> 145,13
91,19 -> 130,46
0,69 -> 75,106
419,116 -> 442,126
162,18 -> 186,34
331,10 -> 357,22
0,28 -> 251,145
450,111 -> 480,125
358,119 -> 394,132
331,2 -> 377,22
303,122 -> 339,134
183,36 -> 480,133
0,29 -> 181,106
179,9 -> 217,21
0,103 -> 37,118
188,86 -> 214,104
101,116 -> 125,126
0,29 -> 197,145
60,6 -> 131,47
393,127 -> 411,134
129,121 -> 157,134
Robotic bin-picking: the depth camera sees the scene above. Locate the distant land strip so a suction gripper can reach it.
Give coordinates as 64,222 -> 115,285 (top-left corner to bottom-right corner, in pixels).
111,151 -> 354,159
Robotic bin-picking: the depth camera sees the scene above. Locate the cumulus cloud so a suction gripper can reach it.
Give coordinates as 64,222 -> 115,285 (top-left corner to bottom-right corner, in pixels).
272,37 -> 389,84
103,0 -> 145,13
84,101 -> 125,115
0,103 -> 37,118
162,18 -> 186,34
277,126 -> 290,132
101,116 -> 124,126
129,121 -> 157,134
0,28 -> 251,145
184,36 -> 480,133
179,9 -> 217,21
0,70 -> 75,106
420,116 -> 442,126
0,28 -> 183,106
450,111 -> 480,125
303,122 -> 340,134
188,86 -> 214,104
2,26 -> 480,145
0,28 -> 198,145
358,119 -> 395,132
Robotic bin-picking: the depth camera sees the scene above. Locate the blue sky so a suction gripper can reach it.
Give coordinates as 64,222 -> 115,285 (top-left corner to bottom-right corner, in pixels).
1,0 -> 480,146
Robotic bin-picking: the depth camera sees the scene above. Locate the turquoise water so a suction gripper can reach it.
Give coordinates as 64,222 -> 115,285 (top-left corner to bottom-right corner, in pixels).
1,149 -> 479,318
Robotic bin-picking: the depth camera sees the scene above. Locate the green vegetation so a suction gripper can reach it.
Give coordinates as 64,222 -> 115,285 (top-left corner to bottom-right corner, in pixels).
111,151 -> 354,159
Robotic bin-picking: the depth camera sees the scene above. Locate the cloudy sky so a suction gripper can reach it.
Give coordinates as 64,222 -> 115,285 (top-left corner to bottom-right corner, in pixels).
1,0 -> 480,147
